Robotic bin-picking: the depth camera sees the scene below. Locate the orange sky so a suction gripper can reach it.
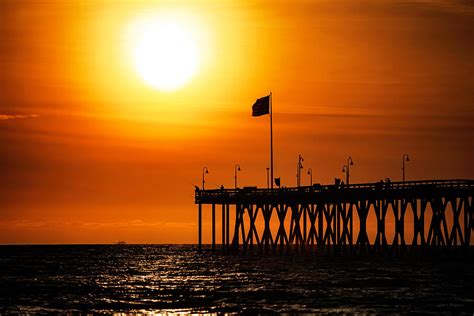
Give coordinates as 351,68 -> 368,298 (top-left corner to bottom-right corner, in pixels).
1,0 -> 473,244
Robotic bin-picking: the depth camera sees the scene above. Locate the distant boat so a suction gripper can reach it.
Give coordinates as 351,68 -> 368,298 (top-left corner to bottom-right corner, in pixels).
116,241 -> 127,245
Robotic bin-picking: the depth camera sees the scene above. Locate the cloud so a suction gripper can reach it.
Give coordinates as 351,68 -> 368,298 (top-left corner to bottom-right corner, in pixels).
0,114 -> 39,121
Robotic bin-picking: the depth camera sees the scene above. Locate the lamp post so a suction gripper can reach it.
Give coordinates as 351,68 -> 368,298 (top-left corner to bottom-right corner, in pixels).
202,167 -> 209,190
342,156 -> 354,185
296,154 -> 304,187
266,167 -> 270,189
402,154 -> 410,183
234,164 -> 241,189
307,168 -> 313,186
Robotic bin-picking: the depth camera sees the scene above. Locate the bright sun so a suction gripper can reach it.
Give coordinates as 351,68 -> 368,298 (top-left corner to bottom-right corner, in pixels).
132,18 -> 200,91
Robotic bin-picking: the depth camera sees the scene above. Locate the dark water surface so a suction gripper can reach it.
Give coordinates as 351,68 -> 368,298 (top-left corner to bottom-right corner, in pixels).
0,245 -> 473,314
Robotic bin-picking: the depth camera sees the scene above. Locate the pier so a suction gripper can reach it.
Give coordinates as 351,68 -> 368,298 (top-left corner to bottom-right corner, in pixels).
195,179 -> 474,255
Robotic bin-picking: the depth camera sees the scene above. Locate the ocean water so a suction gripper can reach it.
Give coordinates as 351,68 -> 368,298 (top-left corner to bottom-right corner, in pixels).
0,245 -> 473,314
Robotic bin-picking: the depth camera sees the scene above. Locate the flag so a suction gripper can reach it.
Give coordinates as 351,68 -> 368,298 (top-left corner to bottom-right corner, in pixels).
252,95 -> 270,116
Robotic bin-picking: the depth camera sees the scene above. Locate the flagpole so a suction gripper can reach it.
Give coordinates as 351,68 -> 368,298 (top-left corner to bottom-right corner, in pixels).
270,92 -> 273,189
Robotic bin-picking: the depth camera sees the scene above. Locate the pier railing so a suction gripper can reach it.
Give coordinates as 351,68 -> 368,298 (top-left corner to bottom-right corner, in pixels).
196,179 -> 474,204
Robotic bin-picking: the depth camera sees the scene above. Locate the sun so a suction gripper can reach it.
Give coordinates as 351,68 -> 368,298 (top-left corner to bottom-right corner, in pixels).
132,18 -> 200,92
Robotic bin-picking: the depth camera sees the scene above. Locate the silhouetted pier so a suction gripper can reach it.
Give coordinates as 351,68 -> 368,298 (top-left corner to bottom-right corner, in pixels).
195,179 -> 473,255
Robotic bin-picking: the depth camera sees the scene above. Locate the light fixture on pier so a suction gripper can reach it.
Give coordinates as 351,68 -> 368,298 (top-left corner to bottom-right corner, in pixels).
307,168 -> 313,186
402,154 -> 410,183
342,156 -> 354,185
202,167 -> 209,190
297,154 -> 304,187
234,164 -> 241,189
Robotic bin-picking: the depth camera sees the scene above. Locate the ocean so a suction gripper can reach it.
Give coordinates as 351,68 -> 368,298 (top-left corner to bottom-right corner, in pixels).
0,245 -> 472,314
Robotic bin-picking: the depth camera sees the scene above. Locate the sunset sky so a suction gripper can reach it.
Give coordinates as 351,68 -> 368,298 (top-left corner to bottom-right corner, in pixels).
1,0 -> 473,244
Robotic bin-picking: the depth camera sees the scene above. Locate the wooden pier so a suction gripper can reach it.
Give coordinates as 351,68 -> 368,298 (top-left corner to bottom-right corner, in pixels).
195,179 -> 474,255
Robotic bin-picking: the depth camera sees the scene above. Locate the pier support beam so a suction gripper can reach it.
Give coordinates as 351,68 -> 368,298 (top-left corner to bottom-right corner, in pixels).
198,203 -> 202,251
226,204 -> 230,252
222,204 -> 226,253
212,203 -> 216,252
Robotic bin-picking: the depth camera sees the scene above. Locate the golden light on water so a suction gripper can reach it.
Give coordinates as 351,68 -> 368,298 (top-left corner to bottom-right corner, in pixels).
128,15 -> 201,92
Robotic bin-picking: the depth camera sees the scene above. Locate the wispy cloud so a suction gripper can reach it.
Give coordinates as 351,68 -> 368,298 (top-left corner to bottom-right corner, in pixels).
0,114 -> 39,121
